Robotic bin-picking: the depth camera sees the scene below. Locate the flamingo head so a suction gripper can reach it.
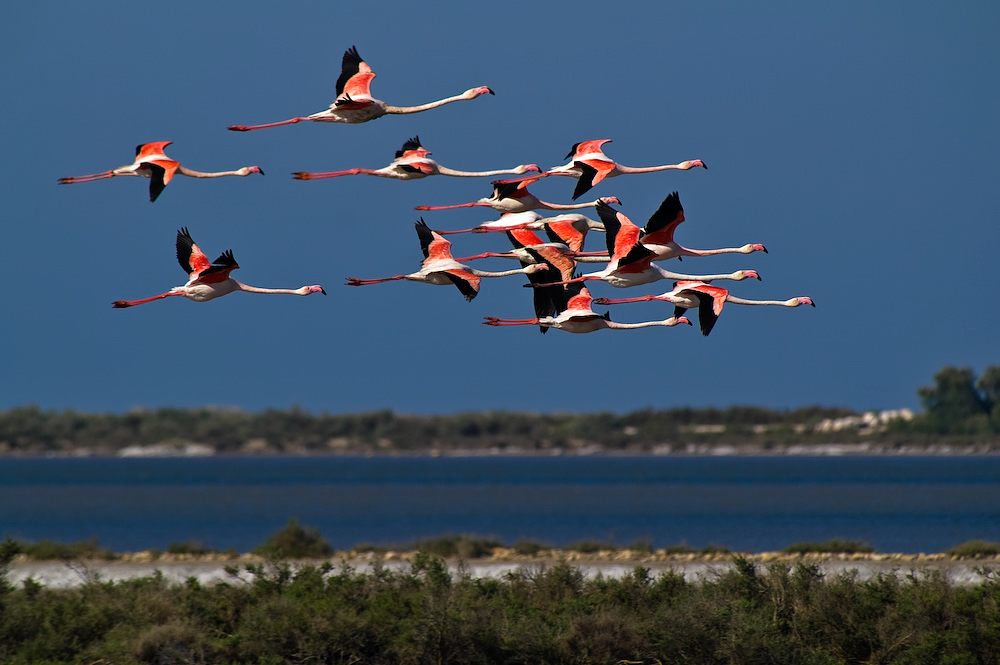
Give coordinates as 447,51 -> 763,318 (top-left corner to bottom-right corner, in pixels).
597,196 -> 622,206
674,316 -> 692,326
306,285 -> 327,295
748,243 -> 767,254
682,160 -> 708,170
519,164 -> 542,174
470,86 -> 495,97
794,297 -> 815,307
525,263 -> 549,274
246,166 -> 265,176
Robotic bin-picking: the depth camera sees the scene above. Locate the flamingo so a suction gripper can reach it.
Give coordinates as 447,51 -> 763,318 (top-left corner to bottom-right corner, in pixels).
595,281 -> 814,336
528,200 -> 762,290
228,46 -> 493,131
484,282 -> 691,334
455,227 -> 605,265
292,136 -> 539,181
639,192 -> 767,262
58,141 -> 263,202
344,219 -> 548,301
546,139 -> 707,199
112,228 -> 325,308
415,175 -> 620,214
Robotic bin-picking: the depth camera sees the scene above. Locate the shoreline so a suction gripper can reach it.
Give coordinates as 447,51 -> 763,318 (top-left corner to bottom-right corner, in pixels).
9,551 -> 999,589
5,442 -> 1000,458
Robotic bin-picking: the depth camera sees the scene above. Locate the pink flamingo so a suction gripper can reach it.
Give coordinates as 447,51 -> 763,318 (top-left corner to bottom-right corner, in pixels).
595,281 -> 814,336
112,228 -> 325,308
415,175 -> 620,214
58,141 -> 263,202
529,200 -> 761,290
344,219 -> 548,301
640,192 -> 767,262
455,227 -> 606,265
546,139 -> 707,199
228,46 -> 493,131
484,283 -> 691,334
292,136 -> 539,181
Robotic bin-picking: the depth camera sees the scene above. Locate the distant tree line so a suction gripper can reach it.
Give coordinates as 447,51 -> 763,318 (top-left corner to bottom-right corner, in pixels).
1,365 -> 997,455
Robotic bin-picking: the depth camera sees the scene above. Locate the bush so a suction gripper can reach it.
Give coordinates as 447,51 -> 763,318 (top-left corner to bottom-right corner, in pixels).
946,539 -> 1000,558
411,534 -> 502,558
252,519 -> 332,559
14,538 -> 115,560
783,539 -> 875,554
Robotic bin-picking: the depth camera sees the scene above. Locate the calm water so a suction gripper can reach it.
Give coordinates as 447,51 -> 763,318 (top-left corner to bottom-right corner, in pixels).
2,456 -> 998,554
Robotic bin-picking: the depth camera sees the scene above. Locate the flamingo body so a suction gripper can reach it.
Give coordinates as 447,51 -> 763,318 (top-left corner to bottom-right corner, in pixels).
639,192 -> 767,261
532,201 -> 761,289
546,139 -> 707,199
416,175 -> 620,214
293,136 -> 539,181
484,283 -> 691,334
112,228 -> 325,307
595,280 -> 815,336
228,46 -> 493,131
345,219 -> 547,301
58,141 -> 263,202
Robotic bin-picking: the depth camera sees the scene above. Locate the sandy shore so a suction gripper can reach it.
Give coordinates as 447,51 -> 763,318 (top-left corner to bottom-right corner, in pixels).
8,551 -> 998,589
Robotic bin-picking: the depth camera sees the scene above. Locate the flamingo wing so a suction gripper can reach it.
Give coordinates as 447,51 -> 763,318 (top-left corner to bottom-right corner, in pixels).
571,158 -> 616,200
198,249 -> 240,283
415,218 -> 453,260
143,160 -> 180,202
176,227 -> 212,276
335,45 -> 376,102
135,141 -> 173,161
395,136 -> 429,159
443,269 -> 480,301
674,282 -> 728,336
564,139 -> 613,160
544,218 -> 587,253
640,191 -> 685,245
596,201 -> 644,264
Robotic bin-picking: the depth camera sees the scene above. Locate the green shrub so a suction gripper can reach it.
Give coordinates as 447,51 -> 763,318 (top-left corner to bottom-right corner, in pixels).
15,538 -> 115,560
411,534 -> 501,558
252,519 -> 332,559
782,539 -> 875,554
946,539 -> 1000,558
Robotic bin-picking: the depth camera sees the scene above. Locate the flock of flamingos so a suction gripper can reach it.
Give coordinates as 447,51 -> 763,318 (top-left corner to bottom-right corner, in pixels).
58,45 -> 813,334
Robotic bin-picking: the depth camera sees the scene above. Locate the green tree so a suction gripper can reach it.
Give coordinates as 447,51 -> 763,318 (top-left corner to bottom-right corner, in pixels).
917,366 -> 990,432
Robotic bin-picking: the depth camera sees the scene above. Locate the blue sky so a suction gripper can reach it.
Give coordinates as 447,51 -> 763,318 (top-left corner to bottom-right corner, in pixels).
2,2 -> 997,416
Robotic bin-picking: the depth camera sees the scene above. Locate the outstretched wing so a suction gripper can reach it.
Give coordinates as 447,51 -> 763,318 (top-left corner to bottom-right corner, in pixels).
335,45 -> 375,101
640,192 -> 685,245
176,227 -> 211,276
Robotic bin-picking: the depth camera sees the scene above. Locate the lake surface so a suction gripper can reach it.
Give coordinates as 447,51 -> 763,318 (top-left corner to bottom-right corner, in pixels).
2,456 -> 998,554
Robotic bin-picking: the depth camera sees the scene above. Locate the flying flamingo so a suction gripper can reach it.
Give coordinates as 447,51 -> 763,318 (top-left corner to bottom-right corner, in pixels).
639,192 -> 767,262
484,283 -> 691,334
455,227 -> 605,265
546,139 -> 707,199
228,46 -> 493,131
112,228 -> 325,308
58,141 -> 263,202
344,219 -> 548,301
292,136 -> 539,181
415,175 -> 620,214
595,281 -> 814,336
528,200 -> 761,290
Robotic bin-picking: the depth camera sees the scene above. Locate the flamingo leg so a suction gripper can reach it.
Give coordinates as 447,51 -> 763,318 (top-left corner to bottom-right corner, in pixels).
482,317 -> 540,326
228,117 -> 311,132
454,252 -> 509,261
344,276 -> 406,286
415,202 -> 487,211
593,295 -> 657,305
292,168 -> 373,180
112,292 -> 184,308
58,170 -> 116,184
